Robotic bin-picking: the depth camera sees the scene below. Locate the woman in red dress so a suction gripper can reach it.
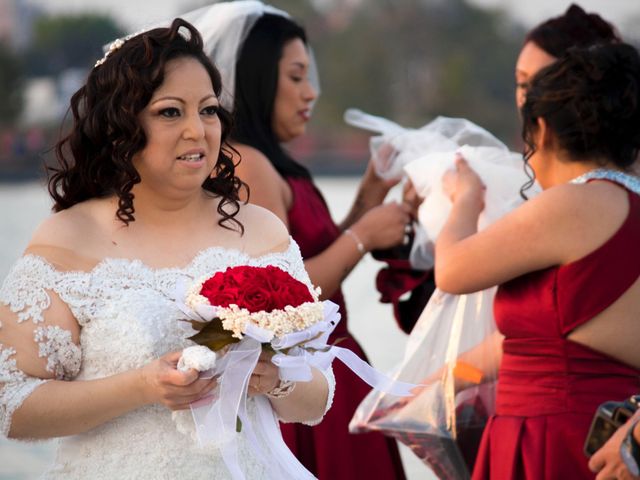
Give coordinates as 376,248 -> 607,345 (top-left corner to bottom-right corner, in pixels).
208,8 -> 410,480
381,4 -> 623,336
435,43 -> 640,480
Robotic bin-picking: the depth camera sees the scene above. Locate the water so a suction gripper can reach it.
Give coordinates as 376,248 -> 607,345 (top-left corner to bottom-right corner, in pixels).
0,178 -> 434,480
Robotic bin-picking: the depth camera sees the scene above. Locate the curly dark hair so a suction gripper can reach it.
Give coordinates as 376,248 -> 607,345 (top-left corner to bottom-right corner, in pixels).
525,4 -> 621,58
521,43 -> 640,190
49,18 -> 246,232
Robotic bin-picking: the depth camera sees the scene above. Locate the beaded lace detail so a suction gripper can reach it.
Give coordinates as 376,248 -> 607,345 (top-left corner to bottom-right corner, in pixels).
0,240 -> 335,478
570,168 -> 640,194
34,326 -> 82,379
0,345 -> 48,437
0,255 -> 57,325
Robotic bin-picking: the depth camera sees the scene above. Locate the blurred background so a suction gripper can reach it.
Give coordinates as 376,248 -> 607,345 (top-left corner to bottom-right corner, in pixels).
1,0 -> 639,181
1,1 -> 640,478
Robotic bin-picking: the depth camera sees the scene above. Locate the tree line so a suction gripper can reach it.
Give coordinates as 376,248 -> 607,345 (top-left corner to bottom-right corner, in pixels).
0,0 -> 527,176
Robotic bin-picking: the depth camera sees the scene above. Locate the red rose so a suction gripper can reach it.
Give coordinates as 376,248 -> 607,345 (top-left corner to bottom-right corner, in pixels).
263,266 -> 314,309
198,265 -> 313,312
240,284 -> 275,313
199,270 -> 242,308
274,286 -> 313,310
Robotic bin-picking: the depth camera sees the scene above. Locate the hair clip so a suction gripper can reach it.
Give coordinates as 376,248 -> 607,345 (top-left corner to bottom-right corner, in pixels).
94,30 -> 144,68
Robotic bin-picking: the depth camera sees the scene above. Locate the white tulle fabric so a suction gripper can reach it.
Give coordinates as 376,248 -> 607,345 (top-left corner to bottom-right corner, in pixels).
0,241 -> 334,479
344,108 -> 542,269
171,1 -> 288,110
124,0 -> 320,112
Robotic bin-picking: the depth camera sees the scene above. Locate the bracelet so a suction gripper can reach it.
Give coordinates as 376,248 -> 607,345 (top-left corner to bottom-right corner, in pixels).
344,229 -> 366,255
266,379 -> 296,399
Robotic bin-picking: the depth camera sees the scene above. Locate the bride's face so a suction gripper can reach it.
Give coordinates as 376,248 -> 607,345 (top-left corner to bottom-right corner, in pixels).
133,57 -> 222,195
272,38 -> 317,143
515,41 -> 557,109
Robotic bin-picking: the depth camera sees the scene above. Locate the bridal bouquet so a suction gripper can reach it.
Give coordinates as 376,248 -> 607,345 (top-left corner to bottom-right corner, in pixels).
183,265 -> 324,350
175,264 -> 417,480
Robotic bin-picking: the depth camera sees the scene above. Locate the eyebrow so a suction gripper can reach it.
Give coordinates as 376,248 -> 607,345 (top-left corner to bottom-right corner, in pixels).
151,94 -> 217,105
288,61 -> 307,69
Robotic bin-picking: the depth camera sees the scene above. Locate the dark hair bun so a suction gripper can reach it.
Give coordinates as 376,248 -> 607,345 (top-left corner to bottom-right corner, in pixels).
526,3 -> 621,58
522,43 -> 640,169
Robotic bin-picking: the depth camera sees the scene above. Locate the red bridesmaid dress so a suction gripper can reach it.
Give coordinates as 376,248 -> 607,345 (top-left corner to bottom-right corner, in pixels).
280,176 -> 406,480
473,180 -> 640,480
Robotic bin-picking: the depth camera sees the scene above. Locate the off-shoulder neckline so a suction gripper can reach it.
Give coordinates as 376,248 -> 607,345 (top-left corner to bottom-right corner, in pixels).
19,240 -> 298,276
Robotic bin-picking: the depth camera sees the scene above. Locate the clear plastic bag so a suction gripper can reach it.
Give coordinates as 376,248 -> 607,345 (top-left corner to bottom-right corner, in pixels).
350,288 -> 500,480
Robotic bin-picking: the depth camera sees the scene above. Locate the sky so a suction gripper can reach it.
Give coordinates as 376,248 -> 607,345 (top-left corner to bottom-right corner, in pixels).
24,0 -> 640,36
469,0 -> 640,37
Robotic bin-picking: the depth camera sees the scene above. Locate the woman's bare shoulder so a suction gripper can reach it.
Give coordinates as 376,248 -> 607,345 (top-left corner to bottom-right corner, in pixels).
232,143 -> 280,179
527,181 -> 628,225
28,198 -> 111,252
232,143 -> 268,163
236,203 -> 290,255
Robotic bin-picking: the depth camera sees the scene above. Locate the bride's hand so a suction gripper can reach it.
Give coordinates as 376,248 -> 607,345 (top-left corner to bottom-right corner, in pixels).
442,154 -> 486,210
139,351 -> 217,410
248,351 -> 280,397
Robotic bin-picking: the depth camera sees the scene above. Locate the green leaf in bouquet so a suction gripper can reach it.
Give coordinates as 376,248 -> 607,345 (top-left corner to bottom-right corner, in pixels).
236,416 -> 242,433
185,317 -> 240,351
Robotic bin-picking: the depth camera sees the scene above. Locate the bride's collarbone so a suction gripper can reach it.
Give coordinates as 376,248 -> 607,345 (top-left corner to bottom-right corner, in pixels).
45,202 -> 287,270
103,218 -> 291,269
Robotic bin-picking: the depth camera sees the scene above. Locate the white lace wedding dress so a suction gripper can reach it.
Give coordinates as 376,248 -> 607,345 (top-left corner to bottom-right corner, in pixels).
0,241 -> 334,479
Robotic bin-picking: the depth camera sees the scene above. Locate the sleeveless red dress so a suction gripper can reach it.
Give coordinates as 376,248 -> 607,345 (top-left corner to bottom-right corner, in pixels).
473,181 -> 640,480
280,177 -> 406,480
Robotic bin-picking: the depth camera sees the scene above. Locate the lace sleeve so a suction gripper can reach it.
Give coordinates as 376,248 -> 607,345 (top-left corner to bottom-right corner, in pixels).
0,256 -> 82,438
276,364 -> 336,427
302,365 -> 335,427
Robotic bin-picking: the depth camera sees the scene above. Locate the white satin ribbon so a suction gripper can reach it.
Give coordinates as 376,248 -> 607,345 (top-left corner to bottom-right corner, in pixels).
180,297 -> 417,479
188,336 -> 316,479
271,302 -> 417,397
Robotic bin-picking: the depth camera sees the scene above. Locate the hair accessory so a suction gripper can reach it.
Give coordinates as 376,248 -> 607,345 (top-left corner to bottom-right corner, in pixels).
344,228 -> 366,255
94,30 -> 144,68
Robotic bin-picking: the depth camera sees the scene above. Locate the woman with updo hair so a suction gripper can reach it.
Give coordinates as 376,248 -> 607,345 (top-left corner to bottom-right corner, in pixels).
515,3 -> 621,109
435,42 -> 640,479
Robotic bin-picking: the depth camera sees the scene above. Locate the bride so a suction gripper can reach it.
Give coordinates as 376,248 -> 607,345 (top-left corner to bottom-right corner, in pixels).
0,19 -> 333,479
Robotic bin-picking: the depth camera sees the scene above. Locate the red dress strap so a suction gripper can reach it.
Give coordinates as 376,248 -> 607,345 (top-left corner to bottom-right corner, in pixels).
558,190 -> 640,333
